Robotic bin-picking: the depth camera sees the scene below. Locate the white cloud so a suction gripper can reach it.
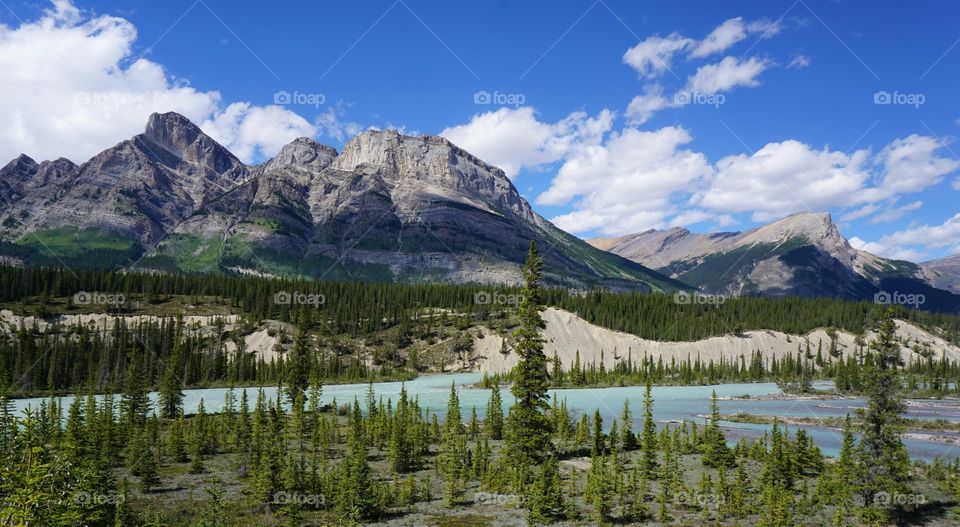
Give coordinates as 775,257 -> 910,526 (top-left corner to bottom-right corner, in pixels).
849,236 -> 926,262
869,134 -> 960,198
692,140 -> 871,221
315,103 -> 364,142
440,107 -> 614,178
867,200 -> 923,224
689,17 -> 780,59
787,54 -> 811,69
839,203 -> 881,222
0,1 -> 318,164
625,85 -> 677,125
851,213 -> 960,261
202,103 -> 316,163
878,213 -> 960,254
537,126 -> 712,235
686,56 -> 772,95
622,33 -> 693,78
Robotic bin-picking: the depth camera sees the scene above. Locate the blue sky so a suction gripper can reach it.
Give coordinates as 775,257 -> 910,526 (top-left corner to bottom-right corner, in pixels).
1,0 -> 958,261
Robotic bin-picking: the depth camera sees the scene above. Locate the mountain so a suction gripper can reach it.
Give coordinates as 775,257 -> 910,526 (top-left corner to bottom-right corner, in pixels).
0,112 -> 680,291
921,255 -> 960,295
590,212 -> 960,311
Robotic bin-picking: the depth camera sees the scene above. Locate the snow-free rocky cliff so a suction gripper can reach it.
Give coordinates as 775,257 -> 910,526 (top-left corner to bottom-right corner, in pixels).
0,113 -> 678,291
590,212 -> 960,310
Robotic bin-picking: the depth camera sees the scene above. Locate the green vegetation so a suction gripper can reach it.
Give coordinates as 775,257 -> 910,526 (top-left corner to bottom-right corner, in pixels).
2,227 -> 143,269
1,259 -> 960,525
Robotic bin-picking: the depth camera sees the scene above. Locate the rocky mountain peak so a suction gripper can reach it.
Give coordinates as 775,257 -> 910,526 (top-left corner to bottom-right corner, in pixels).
732,211 -> 854,259
141,112 -> 241,174
263,137 -> 338,174
3,154 -> 38,173
144,111 -> 204,147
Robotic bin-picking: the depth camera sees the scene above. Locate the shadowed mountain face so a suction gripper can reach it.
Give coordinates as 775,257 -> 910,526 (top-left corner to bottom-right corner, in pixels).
0,113 -> 680,291
590,212 -> 960,311
922,255 -> 960,295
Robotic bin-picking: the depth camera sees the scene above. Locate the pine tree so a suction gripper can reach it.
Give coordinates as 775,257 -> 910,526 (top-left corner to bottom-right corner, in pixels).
640,381 -> 658,478
485,383 -> 504,440
857,309 -> 911,518
159,326 -> 185,419
438,383 -> 468,505
584,453 -> 613,526
620,398 -> 636,451
138,439 -> 161,492
505,241 -> 552,466
286,326 -> 310,403
702,390 -> 734,468
193,476 -> 227,527
592,409 -> 604,456
169,412 -> 188,463
526,455 -> 565,526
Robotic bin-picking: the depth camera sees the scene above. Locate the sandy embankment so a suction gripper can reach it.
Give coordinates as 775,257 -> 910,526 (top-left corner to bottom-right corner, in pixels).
471,308 -> 960,375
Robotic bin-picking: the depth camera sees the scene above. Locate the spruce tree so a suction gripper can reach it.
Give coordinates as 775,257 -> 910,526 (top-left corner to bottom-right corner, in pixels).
526,455 -> 565,526
505,241 -> 552,465
485,383 -> 504,440
702,390 -> 734,468
286,326 -> 310,403
438,383 -> 468,505
159,328 -> 185,419
640,381 -> 658,478
857,309 -> 911,518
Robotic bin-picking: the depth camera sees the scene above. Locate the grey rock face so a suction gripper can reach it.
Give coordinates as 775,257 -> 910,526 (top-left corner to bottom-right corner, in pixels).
589,212 -> 931,301
921,255 -> 960,294
0,112 -> 676,290
0,112 -> 249,246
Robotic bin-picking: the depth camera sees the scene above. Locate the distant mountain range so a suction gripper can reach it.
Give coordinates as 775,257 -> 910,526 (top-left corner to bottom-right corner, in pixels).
589,212 -> 960,311
0,112 -> 680,292
1,112 -> 956,311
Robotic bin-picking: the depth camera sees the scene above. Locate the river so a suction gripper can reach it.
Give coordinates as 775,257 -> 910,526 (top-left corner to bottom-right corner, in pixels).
11,373 -> 960,460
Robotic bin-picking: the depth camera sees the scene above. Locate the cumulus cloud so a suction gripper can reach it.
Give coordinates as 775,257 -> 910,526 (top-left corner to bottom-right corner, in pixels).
685,56 -> 772,95
850,213 -> 960,261
440,107 -> 614,178
0,0 -> 319,164
622,33 -> 693,78
869,134 -> 960,199
689,17 -> 780,59
849,236 -> 926,262
625,85 -> 677,125
537,126 -> 712,235
622,17 -> 781,79
202,103 -> 317,163
622,17 -> 783,123
692,140 -> 871,221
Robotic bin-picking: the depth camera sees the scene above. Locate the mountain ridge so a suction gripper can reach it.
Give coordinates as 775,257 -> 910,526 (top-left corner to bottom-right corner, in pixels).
589,212 -> 960,310
0,112 -> 680,292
